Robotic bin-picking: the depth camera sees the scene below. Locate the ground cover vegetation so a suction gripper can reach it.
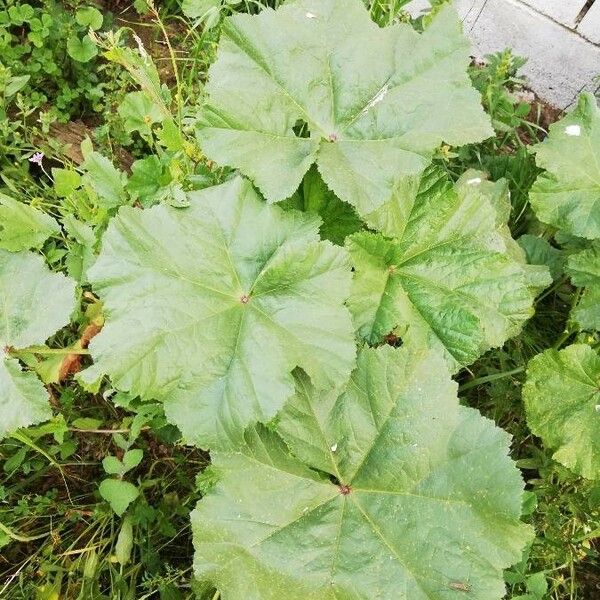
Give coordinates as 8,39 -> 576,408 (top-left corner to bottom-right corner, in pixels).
0,0 -> 599,599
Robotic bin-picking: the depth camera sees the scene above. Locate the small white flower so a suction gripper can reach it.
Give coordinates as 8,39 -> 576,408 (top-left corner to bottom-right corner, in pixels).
565,125 -> 581,137
330,443 -> 338,452
306,11 -> 316,19
467,177 -> 482,186
29,151 -> 44,166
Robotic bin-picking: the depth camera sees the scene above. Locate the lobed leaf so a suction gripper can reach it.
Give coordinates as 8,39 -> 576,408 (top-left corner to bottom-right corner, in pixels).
198,0 -> 492,220
118,91 -> 165,136
192,346 -> 532,600
531,93 -> 600,240
347,169 -> 550,371
82,177 -> 356,449
0,251 -> 76,439
524,344 -> 600,479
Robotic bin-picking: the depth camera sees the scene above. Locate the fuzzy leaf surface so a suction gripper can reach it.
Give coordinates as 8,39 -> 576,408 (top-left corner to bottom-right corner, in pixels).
524,344 -> 600,479
192,346 -> 532,600
347,170 -> 549,371
83,177 -> 355,449
198,0 -> 492,218
531,93 -> 600,239
0,251 -> 76,438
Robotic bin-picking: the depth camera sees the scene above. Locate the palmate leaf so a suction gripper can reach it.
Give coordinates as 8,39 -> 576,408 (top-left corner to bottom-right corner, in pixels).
0,251 -> 76,439
531,93 -> 600,239
192,346 -> 532,600
566,242 -> 600,331
524,344 -> 600,479
198,0 -> 492,220
347,169 -> 550,371
82,177 -> 355,450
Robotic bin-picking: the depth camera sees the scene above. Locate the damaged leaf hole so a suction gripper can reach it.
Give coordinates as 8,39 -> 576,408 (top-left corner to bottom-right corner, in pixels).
293,119 -> 310,138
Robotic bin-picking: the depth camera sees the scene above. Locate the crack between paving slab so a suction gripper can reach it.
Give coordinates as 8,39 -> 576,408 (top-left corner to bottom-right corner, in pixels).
498,0 -> 600,43
576,0 -> 597,25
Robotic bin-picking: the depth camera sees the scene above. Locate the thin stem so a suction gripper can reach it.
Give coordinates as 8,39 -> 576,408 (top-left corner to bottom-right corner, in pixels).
553,329 -> 574,350
0,521 -> 51,543
69,426 -> 150,434
458,367 -> 525,393
149,1 -> 183,125
15,346 -> 90,356
535,275 -> 568,304
551,288 -> 582,350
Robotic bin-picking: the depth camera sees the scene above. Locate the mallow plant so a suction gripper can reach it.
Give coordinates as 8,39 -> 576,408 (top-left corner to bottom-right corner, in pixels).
1,1 -> 562,598
523,93 -> 600,482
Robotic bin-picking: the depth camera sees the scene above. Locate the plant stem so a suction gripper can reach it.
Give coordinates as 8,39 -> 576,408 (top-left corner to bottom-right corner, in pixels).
149,1 -> 183,125
552,329 -> 574,350
13,346 -> 90,356
0,521 -> 50,543
69,427 -> 150,434
458,367 -> 525,393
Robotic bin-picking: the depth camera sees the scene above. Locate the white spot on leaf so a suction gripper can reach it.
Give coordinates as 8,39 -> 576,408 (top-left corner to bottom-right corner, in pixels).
363,84 -> 389,113
565,125 -> 581,137
306,12 -> 316,19
467,177 -> 482,186
330,443 -> 338,452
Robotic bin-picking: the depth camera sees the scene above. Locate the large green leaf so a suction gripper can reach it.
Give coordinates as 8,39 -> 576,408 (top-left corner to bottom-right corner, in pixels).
524,344 -> 600,479
347,170 -> 549,371
198,0 -> 492,219
531,93 -> 600,239
566,242 -> 600,331
0,251 -> 76,438
82,177 -> 355,449
192,346 -> 532,600
0,193 -> 59,251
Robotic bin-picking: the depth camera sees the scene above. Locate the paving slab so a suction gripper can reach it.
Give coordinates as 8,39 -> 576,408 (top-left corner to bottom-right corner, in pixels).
405,0 -> 600,108
518,0 -> 585,28
579,1 -> 600,44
